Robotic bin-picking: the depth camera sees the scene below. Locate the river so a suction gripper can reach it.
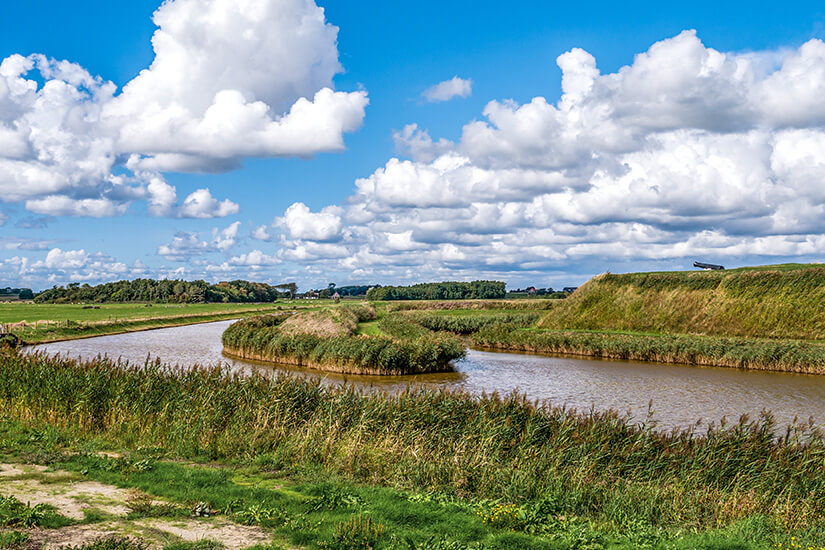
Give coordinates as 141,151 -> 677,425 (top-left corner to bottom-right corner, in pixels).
28,319 -> 825,432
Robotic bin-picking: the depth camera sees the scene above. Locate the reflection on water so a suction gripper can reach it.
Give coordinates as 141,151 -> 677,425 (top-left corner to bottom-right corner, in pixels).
29,320 -> 825,432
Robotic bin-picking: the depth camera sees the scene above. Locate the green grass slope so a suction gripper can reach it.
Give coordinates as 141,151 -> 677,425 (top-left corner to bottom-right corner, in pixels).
538,264 -> 825,339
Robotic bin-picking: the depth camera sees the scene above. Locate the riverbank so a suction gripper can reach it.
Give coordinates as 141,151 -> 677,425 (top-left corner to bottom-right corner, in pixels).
15,308 -> 288,344
1,349 -> 824,549
470,326 -> 825,374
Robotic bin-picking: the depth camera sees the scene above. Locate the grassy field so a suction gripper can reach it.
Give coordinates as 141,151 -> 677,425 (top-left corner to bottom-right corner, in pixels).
0,302 -> 338,344
0,302 -> 301,324
1,349 -> 824,549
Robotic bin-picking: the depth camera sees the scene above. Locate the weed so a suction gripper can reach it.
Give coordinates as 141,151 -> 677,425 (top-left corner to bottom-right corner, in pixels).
0,531 -> 28,550
320,514 -> 386,550
0,495 -> 67,528
124,490 -> 180,519
311,485 -> 363,511
61,538 -> 147,550
233,503 -> 289,528
163,541 -> 224,550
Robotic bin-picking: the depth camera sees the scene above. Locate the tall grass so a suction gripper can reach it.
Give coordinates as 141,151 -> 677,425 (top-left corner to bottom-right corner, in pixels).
401,312 -> 540,334
539,265 -> 825,339
471,325 -> 825,373
223,306 -> 464,375
2,350 -> 825,529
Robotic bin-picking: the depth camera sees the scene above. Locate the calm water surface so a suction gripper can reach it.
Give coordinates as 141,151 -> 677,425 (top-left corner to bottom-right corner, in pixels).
29,320 -> 825,432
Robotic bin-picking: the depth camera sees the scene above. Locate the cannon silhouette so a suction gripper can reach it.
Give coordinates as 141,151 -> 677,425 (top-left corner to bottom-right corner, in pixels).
693,261 -> 725,270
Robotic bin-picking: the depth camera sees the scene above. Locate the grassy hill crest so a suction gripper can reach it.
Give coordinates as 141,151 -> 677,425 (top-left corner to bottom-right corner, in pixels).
538,263 -> 825,339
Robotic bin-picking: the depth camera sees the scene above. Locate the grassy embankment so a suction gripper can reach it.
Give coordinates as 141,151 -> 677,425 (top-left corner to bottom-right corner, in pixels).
1,349 -> 825,549
222,304 -> 465,375
0,302 -> 327,344
386,264 -> 825,374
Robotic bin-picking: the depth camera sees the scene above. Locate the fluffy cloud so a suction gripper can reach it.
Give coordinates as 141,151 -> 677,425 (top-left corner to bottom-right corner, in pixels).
157,233 -> 211,261
0,0 -> 367,218
422,76 -> 473,103
280,202 -> 343,242
213,222 -> 241,251
157,221 -> 241,261
266,31 -> 825,285
0,247 -> 148,287
228,249 -> 280,266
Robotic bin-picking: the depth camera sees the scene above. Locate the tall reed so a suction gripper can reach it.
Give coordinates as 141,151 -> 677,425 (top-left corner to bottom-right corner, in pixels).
472,324 -> 825,374
223,307 -> 464,375
2,350 -> 824,529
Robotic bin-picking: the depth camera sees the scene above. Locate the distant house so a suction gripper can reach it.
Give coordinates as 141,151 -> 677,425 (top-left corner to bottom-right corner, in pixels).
332,292 -> 341,300
526,286 -> 537,295
563,287 -> 578,293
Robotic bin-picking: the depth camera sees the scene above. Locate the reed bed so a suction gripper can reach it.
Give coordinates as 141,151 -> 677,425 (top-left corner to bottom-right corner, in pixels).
401,312 -> 540,334
2,350 -> 825,529
472,325 -> 825,374
223,306 -> 465,375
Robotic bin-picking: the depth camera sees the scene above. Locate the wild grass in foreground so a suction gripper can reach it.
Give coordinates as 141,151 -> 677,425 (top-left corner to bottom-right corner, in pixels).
0,420 -> 821,549
2,349 -> 825,544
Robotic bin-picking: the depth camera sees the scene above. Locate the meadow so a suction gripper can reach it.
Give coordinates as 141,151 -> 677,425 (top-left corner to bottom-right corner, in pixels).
0,302 -> 322,344
1,349 -> 824,549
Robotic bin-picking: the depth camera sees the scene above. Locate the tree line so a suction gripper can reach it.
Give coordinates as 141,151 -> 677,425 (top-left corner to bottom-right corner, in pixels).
0,287 -> 33,300
366,281 -> 506,301
33,279 -> 298,304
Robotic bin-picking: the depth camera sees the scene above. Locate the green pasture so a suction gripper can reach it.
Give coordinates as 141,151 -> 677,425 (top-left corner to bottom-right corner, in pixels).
0,302 -> 289,324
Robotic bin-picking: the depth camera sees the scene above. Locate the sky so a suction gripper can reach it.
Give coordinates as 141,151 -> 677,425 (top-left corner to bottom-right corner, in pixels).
2,0 -> 825,291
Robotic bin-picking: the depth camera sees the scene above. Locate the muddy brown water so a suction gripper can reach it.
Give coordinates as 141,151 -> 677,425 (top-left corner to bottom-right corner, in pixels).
27,320 -> 825,432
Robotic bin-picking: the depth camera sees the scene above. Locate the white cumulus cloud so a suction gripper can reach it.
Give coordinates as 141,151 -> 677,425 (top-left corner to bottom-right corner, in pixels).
422,76 -> 473,103
0,0 -> 368,218
264,31 -> 825,286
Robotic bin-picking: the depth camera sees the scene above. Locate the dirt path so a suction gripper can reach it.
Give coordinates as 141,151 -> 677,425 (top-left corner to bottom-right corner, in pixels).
0,463 -> 274,549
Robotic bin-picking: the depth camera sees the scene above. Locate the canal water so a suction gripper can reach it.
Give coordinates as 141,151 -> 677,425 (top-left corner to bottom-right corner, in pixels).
28,320 -> 825,432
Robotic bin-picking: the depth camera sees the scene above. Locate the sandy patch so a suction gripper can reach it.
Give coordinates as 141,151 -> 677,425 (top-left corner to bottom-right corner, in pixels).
22,518 -> 273,549
0,463 -> 47,478
0,477 -> 131,520
1,463 -> 275,549
138,518 -> 273,548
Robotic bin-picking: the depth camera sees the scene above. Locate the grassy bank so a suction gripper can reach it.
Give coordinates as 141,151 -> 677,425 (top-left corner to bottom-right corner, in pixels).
1,303 -> 292,344
471,325 -> 825,374
222,305 -> 465,375
1,350 -> 825,548
539,264 -> 825,339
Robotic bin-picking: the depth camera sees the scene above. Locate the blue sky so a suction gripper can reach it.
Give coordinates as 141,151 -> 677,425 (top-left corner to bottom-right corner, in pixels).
2,0 -> 825,291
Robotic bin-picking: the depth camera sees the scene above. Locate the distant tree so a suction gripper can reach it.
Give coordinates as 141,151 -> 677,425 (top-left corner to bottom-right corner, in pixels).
367,281 -> 506,301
